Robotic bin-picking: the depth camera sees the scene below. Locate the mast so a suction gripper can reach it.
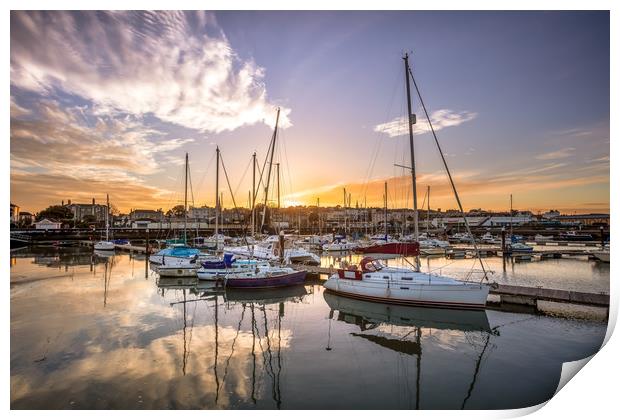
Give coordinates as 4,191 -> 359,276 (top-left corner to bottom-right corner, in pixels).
384,182 -> 388,239
407,53 -> 488,281
184,153 -> 188,244
317,197 -> 321,235
510,194 -> 513,239
343,188 -> 347,235
404,53 -> 419,243
251,152 -> 256,237
427,185 -> 430,234
364,196 -> 368,237
261,108 -> 280,231
276,163 -> 280,210
105,193 -> 110,241
215,147 -> 220,249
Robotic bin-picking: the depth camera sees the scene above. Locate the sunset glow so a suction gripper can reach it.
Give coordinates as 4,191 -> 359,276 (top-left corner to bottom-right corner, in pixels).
10,11 -> 609,214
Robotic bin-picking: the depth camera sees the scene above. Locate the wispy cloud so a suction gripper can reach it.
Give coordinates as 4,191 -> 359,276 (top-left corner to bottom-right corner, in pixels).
374,109 -> 477,138
552,127 -> 593,137
589,155 -> 609,163
10,11 -> 290,134
535,147 -> 575,160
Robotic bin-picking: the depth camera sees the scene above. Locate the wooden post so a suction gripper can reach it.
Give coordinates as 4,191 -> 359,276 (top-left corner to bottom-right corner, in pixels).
279,230 -> 285,264
501,226 -> 506,253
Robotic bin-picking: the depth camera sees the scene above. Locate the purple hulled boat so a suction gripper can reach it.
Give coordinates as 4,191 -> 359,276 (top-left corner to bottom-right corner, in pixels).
224,266 -> 307,289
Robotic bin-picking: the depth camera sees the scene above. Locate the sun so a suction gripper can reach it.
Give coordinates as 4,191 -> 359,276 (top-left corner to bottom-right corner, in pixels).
283,199 -> 304,207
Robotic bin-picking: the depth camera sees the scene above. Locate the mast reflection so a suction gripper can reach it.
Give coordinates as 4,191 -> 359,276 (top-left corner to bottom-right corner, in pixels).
324,291 -> 496,409
155,280 -> 308,408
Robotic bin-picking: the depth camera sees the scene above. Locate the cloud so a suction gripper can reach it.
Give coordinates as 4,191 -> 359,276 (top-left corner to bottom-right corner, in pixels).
552,128 -> 593,137
589,155 -> 609,163
10,101 -> 189,178
10,11 -> 290,134
9,100 -> 195,211
374,109 -> 477,138
10,172 -> 172,213
535,147 -> 576,160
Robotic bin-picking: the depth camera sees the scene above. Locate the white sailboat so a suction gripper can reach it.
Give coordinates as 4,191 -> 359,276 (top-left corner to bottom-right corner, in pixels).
94,194 -> 115,251
324,53 -> 490,309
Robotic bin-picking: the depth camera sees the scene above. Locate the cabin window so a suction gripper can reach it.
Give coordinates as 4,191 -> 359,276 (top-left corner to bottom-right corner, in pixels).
383,276 -> 389,279
364,274 -> 371,279
402,277 -> 413,280
400,287 -> 409,290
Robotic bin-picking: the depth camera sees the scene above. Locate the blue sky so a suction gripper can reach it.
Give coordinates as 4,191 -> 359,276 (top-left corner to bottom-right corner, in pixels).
10,11 -> 609,213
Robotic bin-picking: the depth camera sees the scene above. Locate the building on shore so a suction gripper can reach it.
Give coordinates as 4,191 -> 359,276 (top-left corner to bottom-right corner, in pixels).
129,209 -> 164,222
63,198 -> 108,222
34,218 -> 62,230
18,211 -> 33,226
554,213 -> 610,226
10,203 -> 20,223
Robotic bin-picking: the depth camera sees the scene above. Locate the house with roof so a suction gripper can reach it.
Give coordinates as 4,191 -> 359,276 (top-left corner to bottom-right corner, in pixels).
34,218 -> 62,230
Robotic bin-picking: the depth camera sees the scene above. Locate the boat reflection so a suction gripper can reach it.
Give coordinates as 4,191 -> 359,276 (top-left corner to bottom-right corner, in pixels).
324,291 -> 496,409
155,282 -> 306,408
324,291 -> 491,332
223,285 -> 309,305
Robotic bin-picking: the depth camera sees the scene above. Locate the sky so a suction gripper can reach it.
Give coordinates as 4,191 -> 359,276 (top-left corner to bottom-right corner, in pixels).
10,11 -> 610,214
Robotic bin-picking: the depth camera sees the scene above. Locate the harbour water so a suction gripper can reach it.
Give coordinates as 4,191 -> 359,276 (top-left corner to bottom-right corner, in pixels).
11,246 -> 607,409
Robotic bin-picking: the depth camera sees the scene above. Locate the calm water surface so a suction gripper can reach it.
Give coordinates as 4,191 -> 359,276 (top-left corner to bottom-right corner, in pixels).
11,246 -> 608,409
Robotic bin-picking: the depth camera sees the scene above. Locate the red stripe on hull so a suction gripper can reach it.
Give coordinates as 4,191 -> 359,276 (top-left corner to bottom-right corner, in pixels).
355,242 -> 420,256
323,288 -> 487,310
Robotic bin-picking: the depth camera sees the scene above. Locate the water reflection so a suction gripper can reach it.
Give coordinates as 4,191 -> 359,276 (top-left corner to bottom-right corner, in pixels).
153,279 -> 309,409
10,248 -> 608,409
324,292 -> 496,409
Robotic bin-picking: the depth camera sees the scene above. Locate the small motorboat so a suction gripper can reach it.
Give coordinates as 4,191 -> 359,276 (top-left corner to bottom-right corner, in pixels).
94,240 -> 115,251
506,242 -> 534,253
156,257 -> 200,277
559,231 -> 593,241
196,253 -> 270,281
534,234 -> 554,241
149,244 -> 200,264
480,232 -> 501,245
323,239 -> 357,252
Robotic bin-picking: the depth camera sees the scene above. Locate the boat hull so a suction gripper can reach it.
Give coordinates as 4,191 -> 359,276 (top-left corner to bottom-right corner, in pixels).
225,270 -> 307,289
355,242 -> 420,256
323,277 -> 489,310
94,241 -> 115,251
157,267 -> 198,277
592,251 -> 610,262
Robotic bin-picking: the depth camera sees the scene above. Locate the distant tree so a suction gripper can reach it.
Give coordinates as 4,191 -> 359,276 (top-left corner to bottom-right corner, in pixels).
166,205 -> 186,218
109,204 -> 120,216
36,205 -> 74,221
308,212 -> 319,224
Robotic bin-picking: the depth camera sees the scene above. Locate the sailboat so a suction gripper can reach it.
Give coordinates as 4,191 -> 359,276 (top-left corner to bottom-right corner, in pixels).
324,53 -> 490,309
155,153 -> 202,277
94,194 -> 115,251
